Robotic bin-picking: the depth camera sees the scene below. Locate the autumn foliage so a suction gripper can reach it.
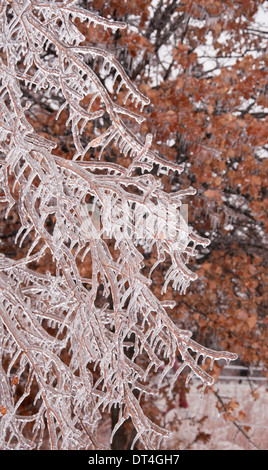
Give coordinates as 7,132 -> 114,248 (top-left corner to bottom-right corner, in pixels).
0,0 -> 267,450
79,0 -> 268,446
91,0 -> 268,367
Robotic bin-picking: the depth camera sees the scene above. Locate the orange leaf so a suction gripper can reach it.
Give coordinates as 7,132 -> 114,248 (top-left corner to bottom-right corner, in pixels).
247,314 -> 257,329
11,376 -> 19,387
0,405 -> 7,416
203,189 -> 222,203
238,410 -> 246,421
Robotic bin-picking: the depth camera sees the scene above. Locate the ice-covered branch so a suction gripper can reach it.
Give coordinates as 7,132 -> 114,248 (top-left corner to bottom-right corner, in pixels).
0,0 -> 237,450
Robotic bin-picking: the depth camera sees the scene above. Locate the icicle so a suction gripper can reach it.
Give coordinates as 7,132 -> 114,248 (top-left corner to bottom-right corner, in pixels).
209,357 -> 215,371
123,90 -> 132,105
200,382 -> 207,399
116,79 -> 123,94
185,371 -> 195,387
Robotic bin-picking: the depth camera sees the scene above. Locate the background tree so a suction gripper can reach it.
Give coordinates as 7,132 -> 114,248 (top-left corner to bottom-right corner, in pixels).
88,0 -> 267,371
73,0 -> 268,448
91,0 -> 267,448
